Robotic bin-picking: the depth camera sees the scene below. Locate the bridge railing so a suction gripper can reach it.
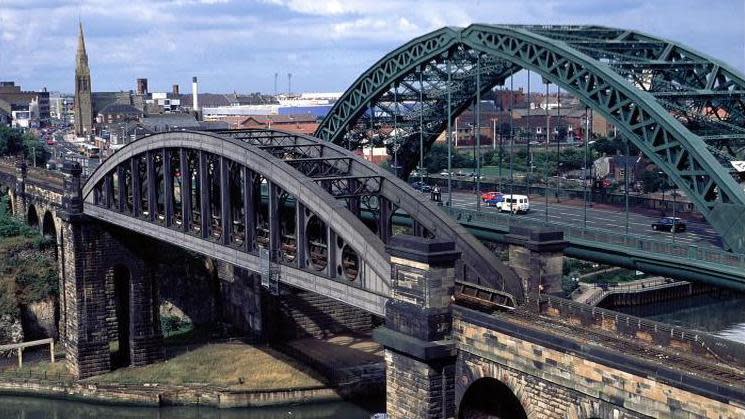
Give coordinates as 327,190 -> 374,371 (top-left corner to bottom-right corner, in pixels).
444,207 -> 745,270
0,158 -> 64,193
540,294 -> 745,369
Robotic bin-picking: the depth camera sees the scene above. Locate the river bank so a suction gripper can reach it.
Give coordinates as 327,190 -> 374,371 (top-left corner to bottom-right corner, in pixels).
0,339 -> 384,410
0,376 -> 343,409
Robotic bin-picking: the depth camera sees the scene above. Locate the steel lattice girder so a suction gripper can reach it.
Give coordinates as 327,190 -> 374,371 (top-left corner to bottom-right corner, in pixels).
224,129 -> 522,300
315,24 -> 745,254
89,129 -> 521,304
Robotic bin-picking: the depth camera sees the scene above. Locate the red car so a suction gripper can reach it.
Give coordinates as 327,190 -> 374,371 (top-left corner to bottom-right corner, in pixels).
481,191 -> 502,201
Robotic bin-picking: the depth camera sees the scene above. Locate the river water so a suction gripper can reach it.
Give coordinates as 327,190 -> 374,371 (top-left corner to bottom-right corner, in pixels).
616,293 -> 745,344
0,395 -> 378,418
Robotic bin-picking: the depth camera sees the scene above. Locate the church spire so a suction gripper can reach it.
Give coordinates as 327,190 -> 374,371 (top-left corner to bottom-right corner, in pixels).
76,22 -> 88,71
74,21 -> 93,138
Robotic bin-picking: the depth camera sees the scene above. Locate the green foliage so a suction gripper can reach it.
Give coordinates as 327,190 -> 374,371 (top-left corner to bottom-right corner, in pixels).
561,276 -> 579,296
639,170 -> 665,193
423,143 -> 471,173
0,196 -> 58,317
0,197 -> 35,238
0,125 -> 50,165
161,315 -> 192,336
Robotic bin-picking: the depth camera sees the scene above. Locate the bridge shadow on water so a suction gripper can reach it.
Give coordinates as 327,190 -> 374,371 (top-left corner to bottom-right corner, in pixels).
0,394 -> 373,418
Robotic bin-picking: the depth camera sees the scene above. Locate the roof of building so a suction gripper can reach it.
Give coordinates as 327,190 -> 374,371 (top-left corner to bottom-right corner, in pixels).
99,103 -> 142,116
240,113 -> 318,125
179,94 -> 231,108
141,113 -> 200,130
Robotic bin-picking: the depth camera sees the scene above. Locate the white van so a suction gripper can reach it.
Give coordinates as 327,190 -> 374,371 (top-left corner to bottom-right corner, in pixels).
497,194 -> 530,214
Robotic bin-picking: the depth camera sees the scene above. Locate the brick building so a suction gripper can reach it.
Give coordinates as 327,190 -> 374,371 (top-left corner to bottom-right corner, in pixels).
235,114 -> 318,135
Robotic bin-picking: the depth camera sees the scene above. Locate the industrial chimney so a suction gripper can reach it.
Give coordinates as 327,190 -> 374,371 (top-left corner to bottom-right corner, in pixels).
137,78 -> 148,95
172,84 -> 180,96
192,76 -> 199,111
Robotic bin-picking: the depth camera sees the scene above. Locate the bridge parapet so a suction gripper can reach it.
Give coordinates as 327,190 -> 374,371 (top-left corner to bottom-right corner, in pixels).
452,295 -> 745,418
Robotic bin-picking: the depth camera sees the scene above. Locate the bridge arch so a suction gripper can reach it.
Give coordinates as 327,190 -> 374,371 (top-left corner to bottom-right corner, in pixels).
27,203 -> 39,229
82,131 -> 395,314
42,210 -> 55,239
83,129 -> 521,310
458,377 -> 527,419
317,24 -> 745,253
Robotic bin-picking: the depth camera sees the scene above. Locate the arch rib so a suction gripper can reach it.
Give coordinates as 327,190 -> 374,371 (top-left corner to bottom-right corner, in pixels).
316,24 -> 745,253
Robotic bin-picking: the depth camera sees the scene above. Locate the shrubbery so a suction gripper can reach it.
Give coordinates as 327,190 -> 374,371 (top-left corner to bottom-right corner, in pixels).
0,197 -> 58,318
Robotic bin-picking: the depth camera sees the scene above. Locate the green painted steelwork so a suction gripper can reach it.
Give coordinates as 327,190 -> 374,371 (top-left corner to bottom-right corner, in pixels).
316,24 -> 745,254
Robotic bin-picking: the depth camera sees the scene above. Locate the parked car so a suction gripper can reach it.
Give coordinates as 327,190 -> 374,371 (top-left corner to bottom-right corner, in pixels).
439,170 -> 450,176
652,217 -> 686,232
481,191 -> 502,202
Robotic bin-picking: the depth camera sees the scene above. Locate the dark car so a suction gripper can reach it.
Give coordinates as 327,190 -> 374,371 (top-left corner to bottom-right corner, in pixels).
410,181 -> 433,193
652,217 -> 686,232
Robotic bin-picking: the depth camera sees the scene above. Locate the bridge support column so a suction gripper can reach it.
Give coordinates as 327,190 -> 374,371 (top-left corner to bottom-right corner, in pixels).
505,226 -> 567,302
374,236 -> 460,419
59,162 -> 164,378
13,158 -> 27,217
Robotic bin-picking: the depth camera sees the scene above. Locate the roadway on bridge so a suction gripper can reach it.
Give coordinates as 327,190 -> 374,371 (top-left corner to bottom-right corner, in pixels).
441,191 -> 722,249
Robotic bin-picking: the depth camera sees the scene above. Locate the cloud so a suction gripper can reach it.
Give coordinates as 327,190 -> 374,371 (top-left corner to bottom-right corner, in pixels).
0,0 -> 741,93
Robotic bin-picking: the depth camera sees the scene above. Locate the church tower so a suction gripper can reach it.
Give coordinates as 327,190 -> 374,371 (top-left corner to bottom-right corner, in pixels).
74,22 -> 93,138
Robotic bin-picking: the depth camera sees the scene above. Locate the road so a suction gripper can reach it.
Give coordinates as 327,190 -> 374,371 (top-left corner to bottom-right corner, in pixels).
440,190 -> 723,249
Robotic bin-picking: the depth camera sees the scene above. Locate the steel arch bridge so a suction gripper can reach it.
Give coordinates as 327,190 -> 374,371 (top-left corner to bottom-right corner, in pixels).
82,129 -> 520,314
315,24 -> 745,254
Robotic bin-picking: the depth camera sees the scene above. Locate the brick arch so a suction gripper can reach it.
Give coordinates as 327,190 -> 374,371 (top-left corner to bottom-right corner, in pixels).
458,376 -> 528,419
27,203 -> 39,228
456,353 -> 542,418
42,210 -> 56,238
3,188 -> 12,216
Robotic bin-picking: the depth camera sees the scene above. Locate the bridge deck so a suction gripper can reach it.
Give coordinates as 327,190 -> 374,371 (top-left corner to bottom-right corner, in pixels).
457,303 -> 745,389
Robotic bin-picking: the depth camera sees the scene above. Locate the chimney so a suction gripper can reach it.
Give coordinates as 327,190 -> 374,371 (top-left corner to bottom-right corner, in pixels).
287,73 -> 292,96
172,84 -> 180,96
137,78 -> 148,95
192,76 -> 199,111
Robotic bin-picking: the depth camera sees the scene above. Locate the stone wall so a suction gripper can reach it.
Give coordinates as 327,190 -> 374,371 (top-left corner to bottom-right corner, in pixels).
453,308 -> 745,418
265,285 -> 377,341
20,298 -> 57,340
60,220 -> 164,378
218,263 -> 263,337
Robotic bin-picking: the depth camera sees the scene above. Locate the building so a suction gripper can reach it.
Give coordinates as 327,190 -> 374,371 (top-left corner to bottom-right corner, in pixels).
235,114 -> 318,135
74,23 -> 94,137
96,103 -> 143,125
0,100 -> 10,125
0,82 -> 51,127
593,154 -> 645,182
141,113 -> 200,132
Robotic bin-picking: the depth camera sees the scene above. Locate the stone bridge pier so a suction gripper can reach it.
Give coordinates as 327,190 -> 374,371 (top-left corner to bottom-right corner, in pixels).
58,163 -> 164,379
374,235 -> 460,419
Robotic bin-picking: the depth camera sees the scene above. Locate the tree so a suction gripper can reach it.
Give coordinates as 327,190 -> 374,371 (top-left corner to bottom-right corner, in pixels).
0,126 -> 49,166
423,143 -> 471,173
639,170 -> 665,193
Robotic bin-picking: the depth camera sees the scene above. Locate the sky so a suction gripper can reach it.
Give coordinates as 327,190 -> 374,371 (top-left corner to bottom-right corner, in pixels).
0,0 -> 743,94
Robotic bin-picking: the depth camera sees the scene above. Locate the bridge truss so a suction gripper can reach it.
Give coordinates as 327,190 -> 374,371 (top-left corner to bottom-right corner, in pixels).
315,24 -> 745,254
82,130 -> 519,312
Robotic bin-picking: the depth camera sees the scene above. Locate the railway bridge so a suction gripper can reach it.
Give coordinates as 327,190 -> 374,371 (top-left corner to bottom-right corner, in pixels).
2,23 -> 745,418
3,129 -> 745,418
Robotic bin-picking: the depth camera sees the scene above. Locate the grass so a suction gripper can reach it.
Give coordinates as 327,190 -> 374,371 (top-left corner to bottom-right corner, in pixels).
2,360 -> 70,379
86,343 -> 325,391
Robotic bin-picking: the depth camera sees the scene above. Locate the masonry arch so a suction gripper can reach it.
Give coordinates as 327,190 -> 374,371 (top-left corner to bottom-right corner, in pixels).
27,203 -> 39,228
42,210 -> 58,259
458,377 -> 528,419
106,264 -> 132,368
